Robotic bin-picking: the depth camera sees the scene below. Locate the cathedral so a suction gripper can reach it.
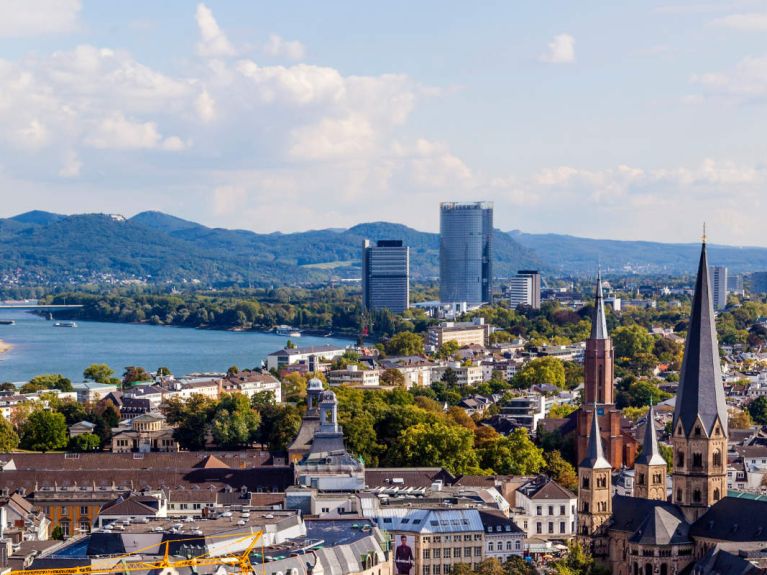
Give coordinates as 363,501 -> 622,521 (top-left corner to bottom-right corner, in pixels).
577,240 -> 767,575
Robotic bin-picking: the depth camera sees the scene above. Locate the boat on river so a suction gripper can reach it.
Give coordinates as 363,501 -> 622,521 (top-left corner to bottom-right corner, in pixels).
53,321 -> 78,328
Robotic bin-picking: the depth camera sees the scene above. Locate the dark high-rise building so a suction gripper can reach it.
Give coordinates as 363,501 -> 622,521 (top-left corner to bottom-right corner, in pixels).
751,271 -> 767,294
439,201 -> 493,305
361,240 -> 409,313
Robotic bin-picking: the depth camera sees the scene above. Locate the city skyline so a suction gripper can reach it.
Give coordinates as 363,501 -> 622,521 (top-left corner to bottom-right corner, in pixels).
1,1 -> 766,245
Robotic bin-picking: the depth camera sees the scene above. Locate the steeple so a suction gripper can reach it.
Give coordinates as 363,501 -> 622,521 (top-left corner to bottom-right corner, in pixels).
580,405 -> 611,469
672,241 -> 728,438
590,270 -> 609,340
636,405 -> 665,467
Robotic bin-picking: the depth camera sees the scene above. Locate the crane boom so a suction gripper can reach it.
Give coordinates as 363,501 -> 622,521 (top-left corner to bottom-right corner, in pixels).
11,530 -> 264,575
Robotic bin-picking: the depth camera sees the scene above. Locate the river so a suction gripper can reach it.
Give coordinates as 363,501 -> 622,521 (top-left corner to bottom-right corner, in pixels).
0,309 -> 351,383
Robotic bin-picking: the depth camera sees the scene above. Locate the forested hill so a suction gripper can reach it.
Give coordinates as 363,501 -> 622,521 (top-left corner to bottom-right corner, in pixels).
0,211 -> 539,286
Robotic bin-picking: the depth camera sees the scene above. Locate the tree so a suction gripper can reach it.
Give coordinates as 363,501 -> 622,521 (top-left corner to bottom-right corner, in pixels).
550,540 -> 609,575
729,408 -> 754,429
256,403 -> 302,451
122,366 -> 151,387
156,367 -> 172,377
55,399 -> 89,426
162,394 -> 215,450
22,374 -> 73,393
51,525 -> 64,540
749,396 -> 767,425
0,418 -> 19,452
616,379 -> 671,408
548,403 -> 578,419
20,410 -> 68,452
0,383 -> 16,392
394,422 -> 479,474
281,372 -> 307,403
435,340 -> 460,360
612,325 -> 654,359
211,394 -> 261,449
68,433 -> 101,452
380,368 -> 406,387
513,357 -> 566,390
478,428 -> 545,475
545,450 -> 578,492
385,331 -> 424,356
441,368 -> 459,386
83,363 -> 114,384
227,365 -> 240,377
446,406 -> 476,429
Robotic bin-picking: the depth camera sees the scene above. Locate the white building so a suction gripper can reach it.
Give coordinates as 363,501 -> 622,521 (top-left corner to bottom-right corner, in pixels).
266,345 -> 347,372
480,510 -> 525,561
431,364 -> 484,386
327,366 -> 381,387
513,476 -> 577,541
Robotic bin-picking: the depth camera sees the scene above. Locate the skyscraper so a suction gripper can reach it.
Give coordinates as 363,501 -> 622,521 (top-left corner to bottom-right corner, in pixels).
361,240 -> 409,313
708,265 -> 727,310
508,270 -> 541,309
439,201 -> 493,305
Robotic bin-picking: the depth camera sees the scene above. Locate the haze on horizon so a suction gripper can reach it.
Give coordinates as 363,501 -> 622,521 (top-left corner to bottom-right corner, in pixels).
0,0 -> 765,245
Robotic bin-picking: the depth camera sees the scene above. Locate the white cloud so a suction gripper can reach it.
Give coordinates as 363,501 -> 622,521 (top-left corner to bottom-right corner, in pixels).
539,34 -> 575,64
691,54 -> 767,97
85,112 -> 183,150
195,89 -> 216,123
0,0 -> 80,38
264,34 -> 306,61
58,149 -> 81,178
195,3 -> 236,58
711,13 -> 767,30
213,185 -> 247,216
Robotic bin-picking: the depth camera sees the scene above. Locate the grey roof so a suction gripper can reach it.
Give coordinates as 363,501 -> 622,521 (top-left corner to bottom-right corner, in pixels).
579,407 -> 611,469
590,270 -> 609,340
628,505 -> 690,546
610,495 -> 684,534
672,242 -> 728,437
372,508 -> 484,534
690,496 -> 767,542
635,404 -> 666,467
685,547 -> 761,575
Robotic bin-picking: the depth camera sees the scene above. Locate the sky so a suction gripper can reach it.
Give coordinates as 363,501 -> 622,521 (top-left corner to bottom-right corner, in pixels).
0,0 -> 766,245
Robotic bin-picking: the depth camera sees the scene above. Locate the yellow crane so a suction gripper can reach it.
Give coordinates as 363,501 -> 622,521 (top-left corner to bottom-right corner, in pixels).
11,530 -> 267,575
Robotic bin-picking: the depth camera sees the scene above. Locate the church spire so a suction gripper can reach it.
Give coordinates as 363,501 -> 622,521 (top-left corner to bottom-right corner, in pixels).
590,270 -> 609,340
580,405 -> 611,469
672,241 -> 728,437
636,404 -> 665,467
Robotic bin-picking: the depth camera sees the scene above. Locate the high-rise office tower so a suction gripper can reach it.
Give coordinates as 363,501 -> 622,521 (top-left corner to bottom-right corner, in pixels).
708,265 -> 727,310
727,273 -> 744,295
508,270 -> 541,309
361,240 -> 409,313
439,202 -> 493,305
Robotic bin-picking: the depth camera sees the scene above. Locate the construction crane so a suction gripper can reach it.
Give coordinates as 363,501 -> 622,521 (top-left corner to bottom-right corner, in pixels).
10,530 -> 266,575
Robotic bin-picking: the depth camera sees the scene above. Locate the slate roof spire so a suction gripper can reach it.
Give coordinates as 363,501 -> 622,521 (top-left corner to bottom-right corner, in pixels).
636,404 -> 666,466
672,241 -> 728,437
580,404 -> 611,469
590,269 -> 609,340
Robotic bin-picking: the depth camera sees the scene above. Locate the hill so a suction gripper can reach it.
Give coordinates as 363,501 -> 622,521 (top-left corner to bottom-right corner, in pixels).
0,212 -> 539,286
508,231 -> 767,275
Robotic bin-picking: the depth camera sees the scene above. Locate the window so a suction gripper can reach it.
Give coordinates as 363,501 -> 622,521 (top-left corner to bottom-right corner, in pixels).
693,453 -> 703,468
582,502 -> 589,513
423,550 -> 430,560
321,507 -> 330,513
637,473 -> 645,486
536,505 -> 542,515
434,567 -> 440,575
582,477 -> 590,489
454,548 -> 461,558
433,549 -> 441,560
713,450 -> 722,467
548,522 -> 554,533
444,566 -> 451,575
488,542 -> 494,552
79,520 -> 89,533
560,522 -> 566,533
444,549 -> 451,559
677,488 -> 683,502
515,541 -> 521,550
559,505 -> 565,515
464,547 -> 471,557
677,452 -> 684,467
694,426 -> 701,437
548,505 -> 553,515
423,567 -> 430,575
506,541 -> 512,551
713,488 -> 721,501
474,547 -> 481,557
693,489 -> 702,503
536,522 -> 542,534
80,506 -> 88,515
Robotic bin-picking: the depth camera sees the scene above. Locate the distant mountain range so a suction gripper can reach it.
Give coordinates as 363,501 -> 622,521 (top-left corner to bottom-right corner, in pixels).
0,211 -> 765,287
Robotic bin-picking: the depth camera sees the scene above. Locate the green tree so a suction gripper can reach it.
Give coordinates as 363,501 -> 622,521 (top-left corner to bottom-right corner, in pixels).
0,418 -> 19,452
156,367 -> 172,377
22,374 -> 73,393
478,428 -> 545,475
749,396 -> 767,425
256,403 -> 302,451
51,525 -> 64,540
55,399 -> 89,426
281,372 -> 308,403
211,394 -> 261,449
612,325 -> 654,359
394,422 -> 479,474
20,410 -> 68,452
162,394 -> 215,450
729,408 -> 754,429
68,433 -> 101,452
83,363 -> 114,384
513,357 -> 566,390
545,450 -> 578,492
385,331 -> 424,356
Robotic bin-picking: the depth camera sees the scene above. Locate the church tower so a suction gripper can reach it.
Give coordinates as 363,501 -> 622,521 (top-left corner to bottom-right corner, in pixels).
671,240 -> 728,523
634,404 -> 667,500
577,408 -> 613,538
577,271 -> 625,469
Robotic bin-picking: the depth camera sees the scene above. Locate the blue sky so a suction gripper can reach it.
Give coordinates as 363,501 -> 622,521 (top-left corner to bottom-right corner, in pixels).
0,0 -> 766,244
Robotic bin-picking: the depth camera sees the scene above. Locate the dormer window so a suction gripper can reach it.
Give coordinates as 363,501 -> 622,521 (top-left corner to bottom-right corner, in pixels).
694,426 -> 701,437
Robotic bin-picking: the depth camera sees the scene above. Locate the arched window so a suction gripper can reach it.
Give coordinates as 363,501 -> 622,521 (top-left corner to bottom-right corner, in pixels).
677,451 -> 684,467
693,453 -> 703,468
677,488 -> 683,503
582,476 -> 590,489
693,489 -> 702,503
714,488 -> 720,501
637,473 -> 645,486
713,450 -> 722,467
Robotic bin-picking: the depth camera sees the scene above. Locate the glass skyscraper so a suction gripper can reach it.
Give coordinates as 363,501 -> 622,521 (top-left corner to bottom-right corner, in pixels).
439,201 -> 493,305
362,240 -> 410,313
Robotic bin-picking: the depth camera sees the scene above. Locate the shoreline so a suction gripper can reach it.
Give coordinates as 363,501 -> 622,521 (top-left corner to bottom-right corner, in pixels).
0,339 -> 12,354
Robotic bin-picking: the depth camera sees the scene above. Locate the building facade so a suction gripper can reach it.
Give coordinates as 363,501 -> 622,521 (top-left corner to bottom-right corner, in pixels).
439,202 -> 493,306
708,265 -> 728,310
507,271 -> 541,309
362,239 -> 410,313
